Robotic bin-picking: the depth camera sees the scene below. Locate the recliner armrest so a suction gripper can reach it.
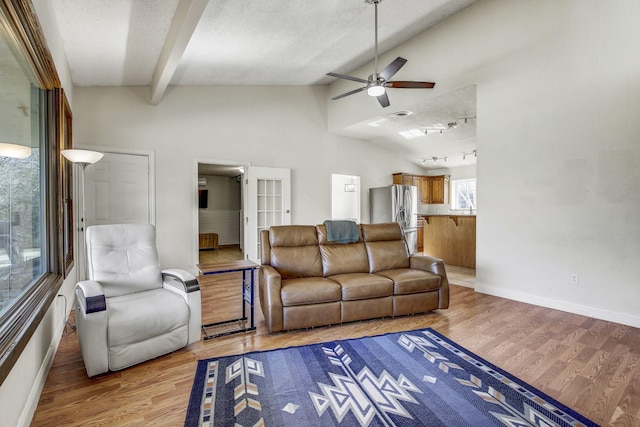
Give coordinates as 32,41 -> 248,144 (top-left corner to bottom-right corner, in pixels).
75,280 -> 109,376
162,269 -> 201,345
76,280 -> 106,314
162,269 -> 200,293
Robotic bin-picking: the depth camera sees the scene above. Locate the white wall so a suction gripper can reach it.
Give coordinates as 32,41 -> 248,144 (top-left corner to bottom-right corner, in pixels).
473,0 -> 640,326
72,85 -> 419,271
327,0 -> 640,326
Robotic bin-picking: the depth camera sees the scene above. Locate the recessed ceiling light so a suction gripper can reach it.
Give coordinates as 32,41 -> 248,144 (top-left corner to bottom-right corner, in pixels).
391,110 -> 413,118
399,129 -> 424,139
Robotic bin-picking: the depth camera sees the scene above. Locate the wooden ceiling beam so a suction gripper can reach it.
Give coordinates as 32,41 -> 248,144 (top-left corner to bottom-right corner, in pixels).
149,0 -> 208,105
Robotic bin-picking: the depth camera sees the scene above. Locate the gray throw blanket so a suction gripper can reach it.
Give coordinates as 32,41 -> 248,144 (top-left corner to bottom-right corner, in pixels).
323,220 -> 359,244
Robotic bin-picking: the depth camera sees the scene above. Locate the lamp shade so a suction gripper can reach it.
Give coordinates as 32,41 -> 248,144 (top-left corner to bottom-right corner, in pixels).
0,142 -> 32,159
61,149 -> 103,164
367,85 -> 385,97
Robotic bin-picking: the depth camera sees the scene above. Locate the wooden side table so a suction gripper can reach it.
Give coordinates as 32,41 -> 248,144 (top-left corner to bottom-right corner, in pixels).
197,260 -> 259,340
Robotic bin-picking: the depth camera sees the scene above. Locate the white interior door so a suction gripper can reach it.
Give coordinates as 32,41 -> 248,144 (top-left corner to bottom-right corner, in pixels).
84,152 -> 152,226
79,152 -> 152,279
244,166 -> 291,262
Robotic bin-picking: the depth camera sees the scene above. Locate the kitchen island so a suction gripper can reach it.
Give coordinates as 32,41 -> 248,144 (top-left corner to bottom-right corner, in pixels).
420,214 -> 476,268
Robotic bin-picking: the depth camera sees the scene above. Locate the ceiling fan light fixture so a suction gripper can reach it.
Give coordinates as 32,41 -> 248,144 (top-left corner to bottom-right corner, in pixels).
367,84 -> 385,97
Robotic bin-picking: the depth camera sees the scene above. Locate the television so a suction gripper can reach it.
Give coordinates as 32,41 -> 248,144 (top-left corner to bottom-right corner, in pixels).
198,189 -> 208,209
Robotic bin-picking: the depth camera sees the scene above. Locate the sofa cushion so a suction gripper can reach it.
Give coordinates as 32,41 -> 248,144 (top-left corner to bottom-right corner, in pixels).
269,225 -> 323,278
361,223 -> 404,242
328,273 -> 393,301
280,277 -> 341,306
365,241 -> 410,273
376,268 -> 441,294
317,225 -> 369,276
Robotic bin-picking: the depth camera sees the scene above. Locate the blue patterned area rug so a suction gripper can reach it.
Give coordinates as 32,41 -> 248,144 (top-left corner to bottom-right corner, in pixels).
185,328 -> 598,427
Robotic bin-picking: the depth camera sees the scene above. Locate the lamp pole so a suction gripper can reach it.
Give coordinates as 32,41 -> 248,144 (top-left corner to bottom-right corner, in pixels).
61,149 -> 103,280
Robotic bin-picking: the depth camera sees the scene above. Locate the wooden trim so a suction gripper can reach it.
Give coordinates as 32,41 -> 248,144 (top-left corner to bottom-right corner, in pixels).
60,90 -> 74,277
0,0 -> 60,88
0,0 -> 65,386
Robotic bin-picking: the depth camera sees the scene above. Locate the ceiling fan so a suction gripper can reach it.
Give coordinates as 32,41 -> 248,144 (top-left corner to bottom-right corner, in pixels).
327,0 -> 435,108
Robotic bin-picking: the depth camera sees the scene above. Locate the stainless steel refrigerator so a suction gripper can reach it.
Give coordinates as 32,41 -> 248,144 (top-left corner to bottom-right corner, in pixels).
369,184 -> 419,254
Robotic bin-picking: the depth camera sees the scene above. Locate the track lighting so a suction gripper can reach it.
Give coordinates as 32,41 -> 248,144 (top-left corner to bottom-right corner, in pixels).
462,149 -> 477,160
423,120 -> 459,135
456,115 -> 477,124
421,156 -> 447,164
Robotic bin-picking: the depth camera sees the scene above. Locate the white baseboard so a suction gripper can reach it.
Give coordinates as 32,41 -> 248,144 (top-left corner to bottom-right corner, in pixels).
451,281 -> 474,289
475,282 -> 640,329
17,310 -> 67,427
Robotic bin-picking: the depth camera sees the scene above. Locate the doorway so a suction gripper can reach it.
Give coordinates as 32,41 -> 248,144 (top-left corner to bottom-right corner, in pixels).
197,163 -> 244,264
331,174 -> 361,222
195,163 -> 292,265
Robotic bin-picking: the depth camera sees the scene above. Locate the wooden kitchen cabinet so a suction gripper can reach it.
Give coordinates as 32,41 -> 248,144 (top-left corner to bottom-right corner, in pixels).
393,173 -> 424,202
412,176 -> 423,202
417,218 -> 424,253
392,173 -> 412,186
429,175 -> 449,204
421,176 -> 431,202
392,173 -> 449,204
199,233 -> 219,250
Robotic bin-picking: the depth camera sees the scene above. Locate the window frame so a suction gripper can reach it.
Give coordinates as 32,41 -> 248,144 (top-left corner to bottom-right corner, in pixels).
450,178 -> 477,211
0,0 -> 67,386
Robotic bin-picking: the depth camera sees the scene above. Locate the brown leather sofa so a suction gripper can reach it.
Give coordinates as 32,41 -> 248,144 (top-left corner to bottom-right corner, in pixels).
259,222 -> 449,332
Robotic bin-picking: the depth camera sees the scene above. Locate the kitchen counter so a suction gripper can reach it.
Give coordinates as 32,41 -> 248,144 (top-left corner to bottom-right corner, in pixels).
420,214 -> 475,226
420,215 -> 476,268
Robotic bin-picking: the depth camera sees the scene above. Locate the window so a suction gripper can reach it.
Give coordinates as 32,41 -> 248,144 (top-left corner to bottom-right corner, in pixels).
451,179 -> 476,211
0,0 -> 66,385
0,83 -> 44,316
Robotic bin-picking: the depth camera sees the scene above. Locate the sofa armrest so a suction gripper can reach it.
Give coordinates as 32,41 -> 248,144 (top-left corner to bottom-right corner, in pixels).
259,265 -> 284,332
410,255 -> 450,309
162,269 -> 202,345
75,281 -> 109,376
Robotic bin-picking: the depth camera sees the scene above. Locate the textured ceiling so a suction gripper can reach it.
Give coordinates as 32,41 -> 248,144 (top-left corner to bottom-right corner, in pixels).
49,0 -> 478,168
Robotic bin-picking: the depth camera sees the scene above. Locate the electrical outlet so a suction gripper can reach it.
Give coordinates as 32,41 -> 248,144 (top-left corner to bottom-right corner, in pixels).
569,273 -> 579,286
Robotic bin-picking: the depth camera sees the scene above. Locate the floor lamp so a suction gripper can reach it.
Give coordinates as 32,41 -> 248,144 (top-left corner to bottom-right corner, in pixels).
61,149 -> 103,280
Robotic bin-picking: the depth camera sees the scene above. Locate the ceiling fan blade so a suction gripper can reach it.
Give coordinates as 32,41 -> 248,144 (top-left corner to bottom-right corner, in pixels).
377,92 -> 390,108
379,57 -> 407,81
386,81 -> 436,89
332,86 -> 367,100
326,72 -> 369,84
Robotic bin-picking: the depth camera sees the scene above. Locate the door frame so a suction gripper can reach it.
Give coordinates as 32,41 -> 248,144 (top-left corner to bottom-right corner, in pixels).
192,157 -> 247,267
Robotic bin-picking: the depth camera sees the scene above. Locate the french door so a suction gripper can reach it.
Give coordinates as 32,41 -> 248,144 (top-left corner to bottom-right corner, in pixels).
244,166 -> 291,262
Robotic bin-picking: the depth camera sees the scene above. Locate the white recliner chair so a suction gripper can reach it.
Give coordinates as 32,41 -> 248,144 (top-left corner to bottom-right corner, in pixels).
75,223 -> 201,377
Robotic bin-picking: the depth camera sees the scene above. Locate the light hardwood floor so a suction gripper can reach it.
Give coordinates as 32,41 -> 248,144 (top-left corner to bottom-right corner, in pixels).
31,249 -> 640,426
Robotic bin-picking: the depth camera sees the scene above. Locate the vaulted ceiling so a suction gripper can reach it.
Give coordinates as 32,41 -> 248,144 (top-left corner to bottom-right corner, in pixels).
49,0 -> 478,168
